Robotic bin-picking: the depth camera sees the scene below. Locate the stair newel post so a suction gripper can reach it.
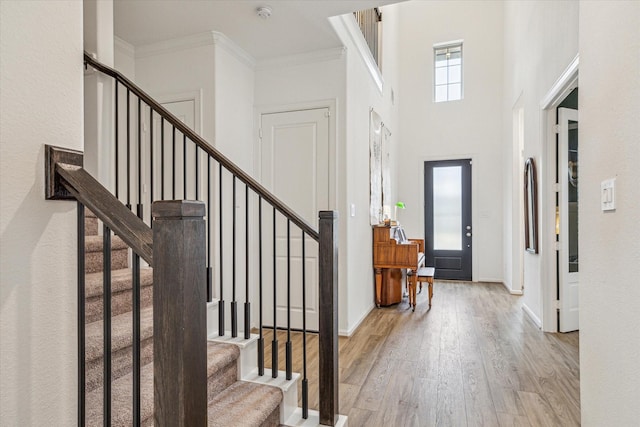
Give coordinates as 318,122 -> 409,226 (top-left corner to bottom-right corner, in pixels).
152,200 -> 207,426
318,211 -> 339,426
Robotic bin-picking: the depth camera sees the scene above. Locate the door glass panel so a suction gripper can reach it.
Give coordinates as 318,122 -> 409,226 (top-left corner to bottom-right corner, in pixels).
433,166 -> 462,250
568,120 -> 578,272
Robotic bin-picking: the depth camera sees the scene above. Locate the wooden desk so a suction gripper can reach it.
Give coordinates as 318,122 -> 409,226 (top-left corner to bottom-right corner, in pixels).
372,225 -> 424,308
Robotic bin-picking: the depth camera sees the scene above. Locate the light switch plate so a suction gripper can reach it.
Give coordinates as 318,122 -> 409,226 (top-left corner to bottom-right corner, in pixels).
601,178 -> 616,211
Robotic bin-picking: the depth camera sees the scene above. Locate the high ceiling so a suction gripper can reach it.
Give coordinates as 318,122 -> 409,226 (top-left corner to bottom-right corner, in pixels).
114,0 -> 401,60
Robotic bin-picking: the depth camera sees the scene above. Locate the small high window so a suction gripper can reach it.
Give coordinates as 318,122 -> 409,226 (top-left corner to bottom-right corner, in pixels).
434,42 -> 463,102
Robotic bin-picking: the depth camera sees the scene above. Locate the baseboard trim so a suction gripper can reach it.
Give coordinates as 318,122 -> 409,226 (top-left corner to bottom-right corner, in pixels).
500,282 -> 523,295
339,304 -> 374,337
522,303 -> 542,328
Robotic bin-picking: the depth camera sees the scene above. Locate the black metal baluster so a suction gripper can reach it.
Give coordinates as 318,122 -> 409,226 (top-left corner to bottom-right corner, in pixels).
132,253 -> 141,425
218,165 -> 225,336
301,230 -> 308,419
126,90 -> 131,210
114,82 -> 119,200
231,176 -> 237,338
137,97 -> 143,220
149,108 -> 154,228
195,145 -> 199,200
258,197 -> 264,376
183,134 -> 187,199
103,225 -> 112,426
244,184 -> 250,339
207,156 -> 212,302
272,207 -> 278,378
77,203 -> 86,427
286,220 -> 292,380
172,127 -> 176,199
160,117 -> 165,200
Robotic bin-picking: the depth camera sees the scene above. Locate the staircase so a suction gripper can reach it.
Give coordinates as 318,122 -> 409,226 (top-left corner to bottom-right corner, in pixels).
82,210 -> 283,426
44,52 -> 341,426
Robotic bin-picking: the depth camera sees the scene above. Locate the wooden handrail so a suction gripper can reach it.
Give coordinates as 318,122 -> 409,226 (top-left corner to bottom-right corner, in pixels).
84,52 -> 319,241
46,145 -> 153,264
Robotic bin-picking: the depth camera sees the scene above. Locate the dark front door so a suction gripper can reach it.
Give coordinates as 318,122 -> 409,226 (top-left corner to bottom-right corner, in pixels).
424,159 -> 472,280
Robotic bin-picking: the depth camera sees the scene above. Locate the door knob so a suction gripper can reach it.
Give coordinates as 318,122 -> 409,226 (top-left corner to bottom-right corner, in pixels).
466,225 -> 471,230
466,232 -> 471,237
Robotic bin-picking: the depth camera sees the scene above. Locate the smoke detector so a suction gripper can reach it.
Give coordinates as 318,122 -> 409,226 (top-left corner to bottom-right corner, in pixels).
256,6 -> 272,19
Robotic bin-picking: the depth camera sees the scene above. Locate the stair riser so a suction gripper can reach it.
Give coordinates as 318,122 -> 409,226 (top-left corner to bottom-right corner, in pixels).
86,285 -> 153,324
85,248 -> 128,274
207,360 -> 238,401
262,407 -> 281,427
86,337 -> 154,394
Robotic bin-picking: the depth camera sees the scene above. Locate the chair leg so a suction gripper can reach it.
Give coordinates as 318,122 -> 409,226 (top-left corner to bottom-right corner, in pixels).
428,278 -> 434,307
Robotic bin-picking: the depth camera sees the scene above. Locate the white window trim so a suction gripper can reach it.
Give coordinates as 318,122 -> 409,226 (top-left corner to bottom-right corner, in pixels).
433,40 -> 464,103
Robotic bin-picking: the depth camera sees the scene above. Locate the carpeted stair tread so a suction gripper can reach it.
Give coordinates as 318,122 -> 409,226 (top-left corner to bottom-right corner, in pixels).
207,381 -> 283,427
85,234 -> 129,252
85,350 -> 255,427
85,235 -> 129,273
85,306 -> 154,362
206,342 -> 240,399
85,267 -> 153,298
85,360 -> 154,427
206,342 -> 240,376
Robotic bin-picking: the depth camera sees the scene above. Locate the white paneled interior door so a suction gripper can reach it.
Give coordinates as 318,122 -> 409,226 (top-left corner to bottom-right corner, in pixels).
260,108 -> 329,331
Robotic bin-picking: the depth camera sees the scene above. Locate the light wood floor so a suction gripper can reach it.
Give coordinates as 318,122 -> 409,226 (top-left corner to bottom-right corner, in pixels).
261,280 -> 580,426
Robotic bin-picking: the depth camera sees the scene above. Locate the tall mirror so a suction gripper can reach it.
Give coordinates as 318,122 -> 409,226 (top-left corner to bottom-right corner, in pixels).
524,157 -> 538,253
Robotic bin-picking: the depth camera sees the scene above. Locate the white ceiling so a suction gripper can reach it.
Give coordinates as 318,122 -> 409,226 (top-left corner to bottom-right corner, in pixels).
114,0 -> 401,60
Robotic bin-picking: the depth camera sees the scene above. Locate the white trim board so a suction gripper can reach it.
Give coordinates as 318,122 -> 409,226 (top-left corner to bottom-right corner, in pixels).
115,36 -> 135,58
256,47 -> 345,71
522,303 -> 542,329
135,31 -> 256,69
539,53 -> 579,333
339,304 -> 374,337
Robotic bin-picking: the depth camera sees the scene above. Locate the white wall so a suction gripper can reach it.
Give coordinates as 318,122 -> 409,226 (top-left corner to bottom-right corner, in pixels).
341,15 -> 399,333
579,2 -> 640,424
502,0 -> 579,326
84,0 -> 114,187
0,1 -> 83,424
214,40 -> 255,173
396,0 -> 504,283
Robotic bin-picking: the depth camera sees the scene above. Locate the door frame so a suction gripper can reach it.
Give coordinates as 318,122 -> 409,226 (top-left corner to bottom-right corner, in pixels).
421,153 -> 478,282
540,54 -> 579,332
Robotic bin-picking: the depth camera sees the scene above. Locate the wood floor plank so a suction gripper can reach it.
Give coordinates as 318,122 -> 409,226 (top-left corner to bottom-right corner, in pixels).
253,281 -> 580,426
517,391 -> 564,427
497,411 -> 533,427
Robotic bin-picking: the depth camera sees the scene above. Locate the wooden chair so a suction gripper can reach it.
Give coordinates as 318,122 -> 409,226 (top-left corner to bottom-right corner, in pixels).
407,267 -> 435,311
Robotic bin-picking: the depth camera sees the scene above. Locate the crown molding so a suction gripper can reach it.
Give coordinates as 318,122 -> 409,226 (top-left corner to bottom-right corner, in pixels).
211,32 -> 256,69
256,47 -> 346,71
114,36 -> 135,58
135,31 -> 256,69
330,14 -> 383,94
135,32 -> 214,58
